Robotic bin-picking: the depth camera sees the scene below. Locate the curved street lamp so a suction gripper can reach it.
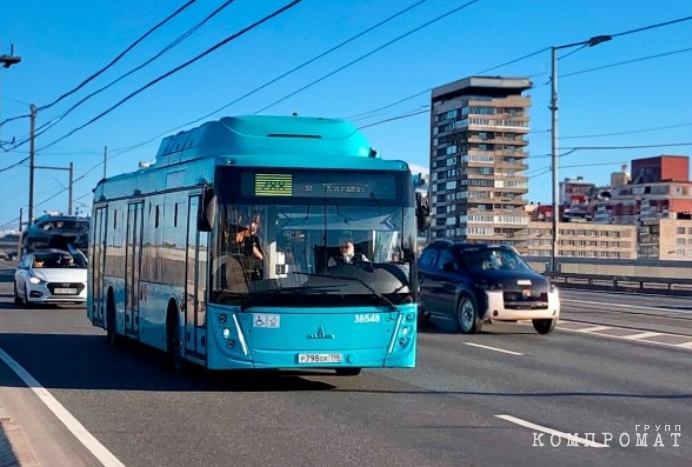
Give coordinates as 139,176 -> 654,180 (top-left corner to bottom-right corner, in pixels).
550,35 -> 612,272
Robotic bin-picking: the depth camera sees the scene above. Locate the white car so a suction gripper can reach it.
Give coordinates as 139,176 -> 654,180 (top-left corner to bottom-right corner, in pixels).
14,249 -> 87,307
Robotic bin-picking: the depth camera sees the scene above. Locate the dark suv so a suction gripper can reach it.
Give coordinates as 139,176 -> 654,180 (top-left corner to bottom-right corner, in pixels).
418,240 -> 560,334
0,233 -> 20,260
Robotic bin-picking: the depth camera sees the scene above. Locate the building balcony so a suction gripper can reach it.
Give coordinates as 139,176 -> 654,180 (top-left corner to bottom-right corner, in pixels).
463,174 -> 497,181
495,161 -> 529,171
494,197 -> 527,206
467,135 -> 529,146
493,186 -> 529,194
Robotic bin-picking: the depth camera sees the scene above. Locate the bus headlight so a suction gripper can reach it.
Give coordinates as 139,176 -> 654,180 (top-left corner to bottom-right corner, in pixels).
222,327 -> 231,339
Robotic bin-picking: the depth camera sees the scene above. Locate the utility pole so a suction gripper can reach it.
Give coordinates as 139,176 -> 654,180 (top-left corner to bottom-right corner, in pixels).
550,46 -> 559,274
28,103 -> 36,226
68,162 -> 73,215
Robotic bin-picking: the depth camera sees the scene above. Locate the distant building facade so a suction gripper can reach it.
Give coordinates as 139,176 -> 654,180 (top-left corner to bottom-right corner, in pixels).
429,76 -> 531,252
527,154 -> 692,261
525,221 -> 636,259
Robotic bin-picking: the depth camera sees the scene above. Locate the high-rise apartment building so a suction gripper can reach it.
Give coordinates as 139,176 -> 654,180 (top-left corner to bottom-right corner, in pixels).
429,76 -> 532,251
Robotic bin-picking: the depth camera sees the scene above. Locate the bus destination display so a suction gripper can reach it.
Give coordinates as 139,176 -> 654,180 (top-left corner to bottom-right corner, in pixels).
244,172 -> 397,199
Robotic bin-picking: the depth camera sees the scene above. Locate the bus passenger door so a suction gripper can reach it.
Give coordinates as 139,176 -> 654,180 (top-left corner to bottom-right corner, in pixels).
185,195 -> 207,358
90,206 -> 108,326
125,202 -> 143,337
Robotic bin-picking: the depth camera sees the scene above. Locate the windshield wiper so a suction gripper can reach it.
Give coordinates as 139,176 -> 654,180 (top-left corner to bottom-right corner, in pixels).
292,272 -> 397,311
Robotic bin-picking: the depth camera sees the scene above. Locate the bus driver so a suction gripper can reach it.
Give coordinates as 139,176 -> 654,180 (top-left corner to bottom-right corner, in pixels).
328,236 -> 369,267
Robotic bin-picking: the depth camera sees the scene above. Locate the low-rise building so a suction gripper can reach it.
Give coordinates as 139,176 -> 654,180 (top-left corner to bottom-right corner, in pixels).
638,217 -> 692,260
525,221 -> 636,259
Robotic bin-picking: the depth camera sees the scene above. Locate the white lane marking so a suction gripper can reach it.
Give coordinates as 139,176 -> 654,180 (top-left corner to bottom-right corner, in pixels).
495,414 -> 608,448
573,325 -> 611,333
562,299 -> 690,314
558,325 -> 692,351
622,331 -> 663,340
0,348 -> 126,467
464,342 -> 523,356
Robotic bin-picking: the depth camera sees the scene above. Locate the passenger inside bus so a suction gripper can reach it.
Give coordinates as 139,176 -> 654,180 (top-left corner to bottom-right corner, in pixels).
221,223 -> 250,293
243,220 -> 263,261
241,218 -> 263,281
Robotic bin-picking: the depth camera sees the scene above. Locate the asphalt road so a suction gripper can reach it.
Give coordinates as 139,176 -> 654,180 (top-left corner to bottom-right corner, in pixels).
0,262 -> 690,467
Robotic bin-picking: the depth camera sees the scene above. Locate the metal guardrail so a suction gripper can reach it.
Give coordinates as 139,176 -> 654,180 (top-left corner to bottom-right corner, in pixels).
545,272 -> 692,296
527,256 -> 692,295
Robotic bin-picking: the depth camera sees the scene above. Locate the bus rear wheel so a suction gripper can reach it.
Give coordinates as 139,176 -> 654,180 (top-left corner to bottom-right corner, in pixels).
106,291 -> 120,347
335,368 -> 362,376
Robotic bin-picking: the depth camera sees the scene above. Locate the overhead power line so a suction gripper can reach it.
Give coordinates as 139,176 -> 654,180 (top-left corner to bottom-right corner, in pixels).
167,0 -> 430,131
7,0 -> 430,176
610,15 -> 692,37
253,0 -> 482,114
562,142 -> 692,151
0,0 -> 200,128
31,0 -> 240,142
357,109 -> 429,129
350,42 -> 692,130
561,46 -> 692,79
345,13 -> 692,125
39,0 -> 201,112
35,0 -> 306,153
561,122 -> 692,140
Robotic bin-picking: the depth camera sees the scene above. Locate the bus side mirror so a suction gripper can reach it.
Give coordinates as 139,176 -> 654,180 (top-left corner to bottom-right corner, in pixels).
401,247 -> 415,262
198,187 -> 217,232
415,192 -> 431,231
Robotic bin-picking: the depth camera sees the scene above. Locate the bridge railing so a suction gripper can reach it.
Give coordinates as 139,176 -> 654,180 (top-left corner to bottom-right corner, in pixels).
526,256 -> 692,295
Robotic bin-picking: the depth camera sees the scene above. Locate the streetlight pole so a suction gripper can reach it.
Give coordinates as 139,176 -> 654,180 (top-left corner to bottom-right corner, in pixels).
0,46 -> 21,227
0,46 -> 22,142
550,35 -> 612,273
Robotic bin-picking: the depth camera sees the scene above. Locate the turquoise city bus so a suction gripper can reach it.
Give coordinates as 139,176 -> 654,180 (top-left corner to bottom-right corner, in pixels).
87,115 -> 421,375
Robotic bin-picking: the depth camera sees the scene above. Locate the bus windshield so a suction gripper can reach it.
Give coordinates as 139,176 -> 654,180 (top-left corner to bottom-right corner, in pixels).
210,201 -> 416,308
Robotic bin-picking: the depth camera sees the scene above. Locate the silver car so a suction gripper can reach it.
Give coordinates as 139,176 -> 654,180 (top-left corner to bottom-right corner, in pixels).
14,249 -> 88,307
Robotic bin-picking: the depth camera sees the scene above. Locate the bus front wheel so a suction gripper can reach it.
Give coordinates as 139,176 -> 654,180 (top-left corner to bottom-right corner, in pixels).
166,305 -> 189,375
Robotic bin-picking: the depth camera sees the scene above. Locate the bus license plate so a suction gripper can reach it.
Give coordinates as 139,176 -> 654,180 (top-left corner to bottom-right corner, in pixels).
54,288 -> 77,294
298,353 -> 342,364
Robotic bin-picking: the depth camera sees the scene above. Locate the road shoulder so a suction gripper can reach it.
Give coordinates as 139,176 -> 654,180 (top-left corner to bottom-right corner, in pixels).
0,405 -> 41,467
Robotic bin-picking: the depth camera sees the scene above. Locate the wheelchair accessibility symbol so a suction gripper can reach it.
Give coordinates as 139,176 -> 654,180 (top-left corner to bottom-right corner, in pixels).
253,313 -> 280,328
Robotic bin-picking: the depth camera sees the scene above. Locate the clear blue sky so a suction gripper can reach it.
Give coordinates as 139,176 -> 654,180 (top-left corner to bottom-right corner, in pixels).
2,0 -> 692,229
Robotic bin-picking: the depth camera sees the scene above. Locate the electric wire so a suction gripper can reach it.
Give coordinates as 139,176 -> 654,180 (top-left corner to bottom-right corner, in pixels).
253,0 -> 482,114
33,0 -> 306,153
29,0 -> 240,142
0,0 -> 200,127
